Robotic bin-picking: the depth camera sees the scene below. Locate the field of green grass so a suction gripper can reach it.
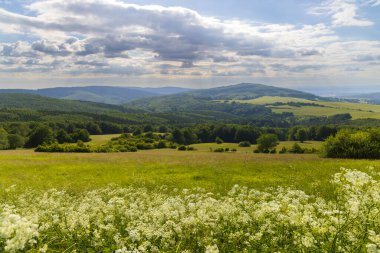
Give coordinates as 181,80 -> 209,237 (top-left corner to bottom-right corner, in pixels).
88,134 -> 121,145
190,141 -> 322,152
232,96 -> 380,119
1,148 -> 379,199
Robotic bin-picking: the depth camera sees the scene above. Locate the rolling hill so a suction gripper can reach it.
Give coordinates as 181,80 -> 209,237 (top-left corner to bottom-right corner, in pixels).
126,83 -> 320,112
0,93 -> 124,113
348,93 -> 380,105
0,86 -> 191,105
188,83 -> 320,100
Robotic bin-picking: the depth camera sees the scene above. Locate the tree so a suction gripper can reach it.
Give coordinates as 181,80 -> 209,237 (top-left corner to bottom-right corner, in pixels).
171,129 -> 185,144
322,129 -> 380,159
295,128 -> 308,143
7,134 -> 25,149
25,125 -> 54,148
71,129 -> 91,142
257,134 -> 279,153
86,122 -> 102,135
215,136 -> 224,144
0,128 -> 9,150
158,125 -> 168,133
143,125 -> 154,132
56,129 -> 73,144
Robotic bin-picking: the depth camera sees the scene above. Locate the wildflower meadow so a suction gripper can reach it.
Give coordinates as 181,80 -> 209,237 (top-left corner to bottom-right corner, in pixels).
1,168 -> 380,252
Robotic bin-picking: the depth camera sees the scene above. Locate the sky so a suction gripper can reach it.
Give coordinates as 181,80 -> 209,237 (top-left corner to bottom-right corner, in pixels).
0,0 -> 380,94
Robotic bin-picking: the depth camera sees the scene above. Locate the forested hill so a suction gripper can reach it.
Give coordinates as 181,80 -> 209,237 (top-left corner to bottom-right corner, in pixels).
0,93 -> 124,113
125,83 -> 320,112
0,86 -> 191,105
187,83 -> 319,100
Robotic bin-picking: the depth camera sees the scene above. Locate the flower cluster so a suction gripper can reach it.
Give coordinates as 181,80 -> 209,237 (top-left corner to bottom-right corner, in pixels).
1,169 -> 380,252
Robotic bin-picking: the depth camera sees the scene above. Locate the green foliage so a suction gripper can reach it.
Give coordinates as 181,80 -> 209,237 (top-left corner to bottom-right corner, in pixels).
178,145 -> 187,151
214,147 -> 225,152
289,143 -> 305,154
238,141 -> 251,147
257,134 -> 279,153
71,129 -> 91,142
215,136 -> 224,144
25,125 -> 54,148
7,134 -> 25,149
279,147 -> 287,154
0,128 -> 9,150
322,129 -> 380,159
295,128 -> 308,143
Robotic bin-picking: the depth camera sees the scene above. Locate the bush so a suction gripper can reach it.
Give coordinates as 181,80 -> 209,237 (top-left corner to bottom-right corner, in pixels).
238,141 -> 251,147
178,145 -> 187,151
215,137 -> 224,144
289,143 -> 305,154
214,148 -> 225,152
25,125 -> 54,148
257,134 -> 279,153
155,140 -> 167,149
279,147 -> 287,154
322,129 -> 380,159
231,148 -> 237,152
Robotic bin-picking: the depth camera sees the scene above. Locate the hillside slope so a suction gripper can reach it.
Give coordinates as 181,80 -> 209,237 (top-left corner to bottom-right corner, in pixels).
0,86 -> 191,105
0,93 -> 123,113
188,83 -> 319,100
349,93 -> 380,104
126,83 -> 320,112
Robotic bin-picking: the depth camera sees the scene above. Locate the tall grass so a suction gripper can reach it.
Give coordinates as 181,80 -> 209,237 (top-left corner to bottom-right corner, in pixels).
2,169 -> 380,252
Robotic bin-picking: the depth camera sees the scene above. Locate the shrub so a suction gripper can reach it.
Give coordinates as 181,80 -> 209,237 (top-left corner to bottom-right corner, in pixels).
155,140 -> 167,149
322,129 -> 380,159
279,147 -> 287,154
214,148 -> 224,152
238,141 -> 251,147
257,134 -> 279,153
289,143 -> 305,154
215,137 -> 224,144
187,146 -> 196,151
178,145 -> 187,151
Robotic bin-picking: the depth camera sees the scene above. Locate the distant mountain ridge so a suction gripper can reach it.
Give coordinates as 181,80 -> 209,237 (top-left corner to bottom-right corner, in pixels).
348,92 -> 380,104
0,86 -> 191,105
126,83 -> 321,112
187,83 -> 319,100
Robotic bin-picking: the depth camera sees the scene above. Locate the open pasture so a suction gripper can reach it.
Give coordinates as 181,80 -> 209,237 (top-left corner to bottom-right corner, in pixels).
0,148 -> 379,199
232,96 -> 380,119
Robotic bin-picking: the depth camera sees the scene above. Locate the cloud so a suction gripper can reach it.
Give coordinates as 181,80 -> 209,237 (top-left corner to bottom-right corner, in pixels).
353,54 -> 380,61
0,0 -> 378,88
271,64 -> 324,72
345,66 -> 364,71
309,0 -> 374,27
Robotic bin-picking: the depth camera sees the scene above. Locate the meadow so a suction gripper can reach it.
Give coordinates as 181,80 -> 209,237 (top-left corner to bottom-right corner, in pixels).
232,96 -> 380,119
0,146 -> 379,199
2,136 -> 380,252
2,149 -> 380,252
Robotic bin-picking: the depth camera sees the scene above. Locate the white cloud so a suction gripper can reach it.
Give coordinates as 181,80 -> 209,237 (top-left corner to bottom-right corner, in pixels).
0,0 -> 378,89
309,0 -> 374,27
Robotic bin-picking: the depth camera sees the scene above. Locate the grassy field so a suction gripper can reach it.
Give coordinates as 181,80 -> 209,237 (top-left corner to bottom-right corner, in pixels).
190,141 -> 322,152
88,134 -> 121,145
232,96 -> 380,119
1,148 -> 379,199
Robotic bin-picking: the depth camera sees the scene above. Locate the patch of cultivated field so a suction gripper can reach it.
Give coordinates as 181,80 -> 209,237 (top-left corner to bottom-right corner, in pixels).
232,96 -> 380,119
0,148 -> 379,198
